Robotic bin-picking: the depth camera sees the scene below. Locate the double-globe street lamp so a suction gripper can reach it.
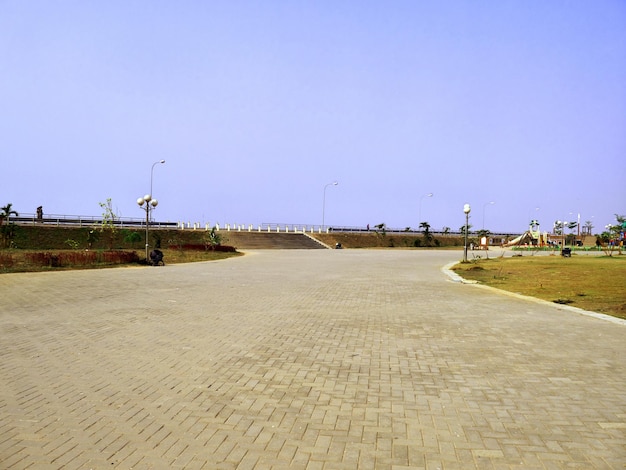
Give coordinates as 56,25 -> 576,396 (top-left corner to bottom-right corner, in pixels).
137,195 -> 158,263
137,160 -> 165,263
463,203 -> 471,262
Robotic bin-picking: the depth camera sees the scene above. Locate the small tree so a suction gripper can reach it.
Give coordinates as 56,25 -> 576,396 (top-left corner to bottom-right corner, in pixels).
0,203 -> 18,226
204,226 -> 224,250
152,232 -> 162,249
87,229 -> 99,249
123,230 -> 142,247
0,203 -> 19,248
98,198 -> 118,249
600,214 -> 625,256
0,223 -> 18,248
419,221 -> 433,246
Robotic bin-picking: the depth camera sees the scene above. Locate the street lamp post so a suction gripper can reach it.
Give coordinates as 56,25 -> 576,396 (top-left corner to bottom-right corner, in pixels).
554,220 -> 566,248
463,203 -> 471,262
137,195 -> 158,263
322,181 -> 338,231
135,160 -> 165,264
565,212 -> 576,247
528,207 -> 539,225
150,160 -> 165,220
418,193 -> 433,227
563,220 -> 568,247
482,201 -> 495,230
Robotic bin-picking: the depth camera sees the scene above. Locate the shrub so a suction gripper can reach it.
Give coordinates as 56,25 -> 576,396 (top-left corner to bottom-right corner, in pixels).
123,230 -> 142,246
25,252 -> 61,267
98,251 -> 140,264
0,252 -> 14,268
65,239 -> 80,250
24,250 -> 139,268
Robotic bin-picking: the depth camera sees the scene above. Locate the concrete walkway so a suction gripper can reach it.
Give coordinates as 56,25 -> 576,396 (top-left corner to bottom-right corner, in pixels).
0,250 -> 624,469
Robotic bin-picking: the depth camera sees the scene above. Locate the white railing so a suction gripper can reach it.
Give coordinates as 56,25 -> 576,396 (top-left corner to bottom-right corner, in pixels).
13,214 -> 520,237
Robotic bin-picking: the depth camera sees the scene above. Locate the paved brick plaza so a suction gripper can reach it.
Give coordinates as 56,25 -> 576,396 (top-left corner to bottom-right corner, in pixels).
0,250 -> 624,469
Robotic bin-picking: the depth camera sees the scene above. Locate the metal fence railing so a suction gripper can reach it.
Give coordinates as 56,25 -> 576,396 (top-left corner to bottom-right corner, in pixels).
11,214 -> 178,229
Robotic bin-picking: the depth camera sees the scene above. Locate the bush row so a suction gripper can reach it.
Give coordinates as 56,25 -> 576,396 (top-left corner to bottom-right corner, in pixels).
168,244 -> 237,252
22,250 -> 140,268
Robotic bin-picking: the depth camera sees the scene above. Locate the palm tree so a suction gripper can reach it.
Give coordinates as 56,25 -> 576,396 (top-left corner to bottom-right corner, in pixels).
420,221 -> 433,246
553,220 -> 564,236
0,203 -> 18,226
459,224 -> 472,236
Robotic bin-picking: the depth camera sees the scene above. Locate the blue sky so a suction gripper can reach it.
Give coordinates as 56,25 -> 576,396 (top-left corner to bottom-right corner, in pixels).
2,1 -> 625,233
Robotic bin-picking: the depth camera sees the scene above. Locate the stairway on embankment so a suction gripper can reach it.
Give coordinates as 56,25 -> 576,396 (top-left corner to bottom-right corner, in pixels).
217,231 -> 329,250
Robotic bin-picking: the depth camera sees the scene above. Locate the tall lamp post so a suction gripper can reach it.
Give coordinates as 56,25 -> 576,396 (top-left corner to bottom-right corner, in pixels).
150,160 -> 165,219
135,160 -> 165,264
482,201 -> 495,230
565,212 -> 576,247
463,203 -> 471,262
322,181 -> 338,230
418,193 -> 433,227
137,195 -> 158,263
528,207 -> 539,226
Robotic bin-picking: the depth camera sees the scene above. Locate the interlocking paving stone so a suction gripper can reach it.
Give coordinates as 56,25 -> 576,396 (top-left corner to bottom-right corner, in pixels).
0,249 -> 624,469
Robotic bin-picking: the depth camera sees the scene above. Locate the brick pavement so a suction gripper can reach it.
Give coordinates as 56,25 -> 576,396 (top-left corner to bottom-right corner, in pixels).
0,249 -> 624,469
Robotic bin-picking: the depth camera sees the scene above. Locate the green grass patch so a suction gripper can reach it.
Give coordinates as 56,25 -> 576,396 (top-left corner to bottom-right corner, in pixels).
452,255 -> 626,320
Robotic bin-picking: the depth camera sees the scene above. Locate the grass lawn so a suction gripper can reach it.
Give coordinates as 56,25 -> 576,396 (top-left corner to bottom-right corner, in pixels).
452,254 -> 626,320
161,248 -> 243,264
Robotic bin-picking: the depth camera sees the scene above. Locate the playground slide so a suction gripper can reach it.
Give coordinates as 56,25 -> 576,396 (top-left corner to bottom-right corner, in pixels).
503,232 -> 528,247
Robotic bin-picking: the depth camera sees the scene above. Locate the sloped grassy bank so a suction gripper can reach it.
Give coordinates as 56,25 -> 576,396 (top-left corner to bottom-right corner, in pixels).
1,225 -> 241,272
313,231 -> 466,248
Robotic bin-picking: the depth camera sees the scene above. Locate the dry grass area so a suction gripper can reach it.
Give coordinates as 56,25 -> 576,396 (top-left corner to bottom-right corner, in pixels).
162,248 -> 243,265
452,255 -> 626,319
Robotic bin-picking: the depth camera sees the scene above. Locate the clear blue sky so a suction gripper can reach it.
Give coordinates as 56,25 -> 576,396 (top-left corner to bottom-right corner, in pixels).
2,1 -> 625,233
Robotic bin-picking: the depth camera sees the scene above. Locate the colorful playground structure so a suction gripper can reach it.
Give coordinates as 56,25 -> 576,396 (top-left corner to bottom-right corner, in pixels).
503,220 -> 553,248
